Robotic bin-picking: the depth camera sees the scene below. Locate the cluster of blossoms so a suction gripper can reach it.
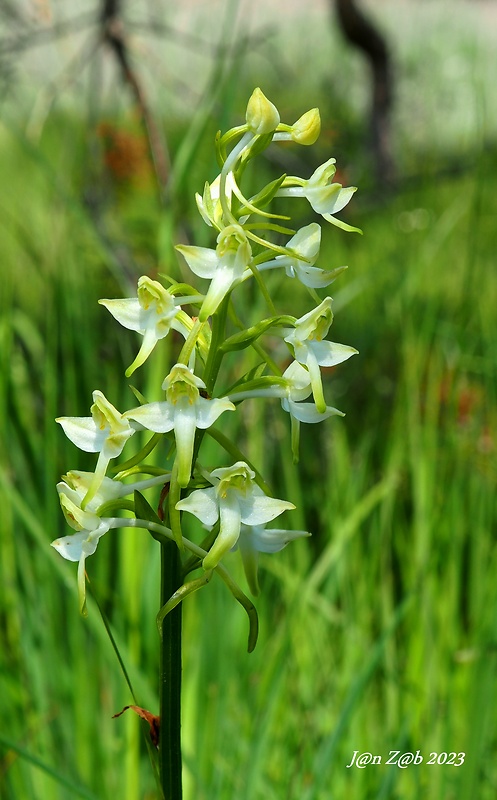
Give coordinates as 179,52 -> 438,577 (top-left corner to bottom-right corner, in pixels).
52,89 -> 359,638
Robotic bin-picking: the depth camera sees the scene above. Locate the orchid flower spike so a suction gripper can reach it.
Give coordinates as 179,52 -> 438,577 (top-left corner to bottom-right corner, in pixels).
125,364 -> 235,488
99,276 -> 195,377
176,461 -> 295,570
56,390 -> 136,509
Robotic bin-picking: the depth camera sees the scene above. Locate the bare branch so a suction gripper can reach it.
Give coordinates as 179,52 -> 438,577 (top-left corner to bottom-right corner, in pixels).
335,0 -> 395,185
101,0 -> 170,199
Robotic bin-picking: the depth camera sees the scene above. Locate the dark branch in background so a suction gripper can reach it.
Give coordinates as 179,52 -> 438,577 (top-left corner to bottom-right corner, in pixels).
334,0 -> 395,186
101,0 -> 170,200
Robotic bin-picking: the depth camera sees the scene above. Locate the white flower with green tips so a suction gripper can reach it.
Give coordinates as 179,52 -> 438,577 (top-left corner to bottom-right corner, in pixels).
56,391 -> 136,508
228,360 -> 344,461
283,298 -> 358,413
236,523 -> 310,595
255,223 -> 347,289
99,276 -> 194,377
52,476 -> 118,614
177,224 -> 252,321
52,470 -> 171,613
126,364 -> 235,488
176,461 -> 295,571
280,360 -> 344,421
276,158 -> 361,233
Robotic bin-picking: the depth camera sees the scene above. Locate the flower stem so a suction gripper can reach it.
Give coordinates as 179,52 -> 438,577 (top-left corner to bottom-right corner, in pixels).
159,537 -> 183,799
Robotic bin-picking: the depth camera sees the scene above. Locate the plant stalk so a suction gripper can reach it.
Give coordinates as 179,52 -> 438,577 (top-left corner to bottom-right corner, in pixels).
159,539 -> 183,800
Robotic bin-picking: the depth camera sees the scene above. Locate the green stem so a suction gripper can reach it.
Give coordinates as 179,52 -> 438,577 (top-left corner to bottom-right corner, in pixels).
159,537 -> 183,799
178,317 -> 205,366
203,293 -> 230,395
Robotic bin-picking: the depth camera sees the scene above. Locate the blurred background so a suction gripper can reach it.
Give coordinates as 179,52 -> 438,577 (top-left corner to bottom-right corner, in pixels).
1,1 -> 496,798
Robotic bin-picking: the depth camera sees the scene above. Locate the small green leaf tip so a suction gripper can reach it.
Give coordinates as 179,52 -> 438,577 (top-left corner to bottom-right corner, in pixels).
246,87 -> 280,135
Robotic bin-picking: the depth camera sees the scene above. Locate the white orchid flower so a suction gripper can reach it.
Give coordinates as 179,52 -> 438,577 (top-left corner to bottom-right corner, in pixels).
228,360 -> 343,461
236,523 -> 310,595
276,158 -> 360,233
283,298 -> 358,413
126,364 -> 235,488
52,478 -> 116,614
57,469 -> 170,509
253,223 -> 347,288
56,391 -> 136,508
280,360 -> 343,420
99,276 -> 194,377
176,224 -> 252,321
176,461 -> 295,570
51,470 -> 170,613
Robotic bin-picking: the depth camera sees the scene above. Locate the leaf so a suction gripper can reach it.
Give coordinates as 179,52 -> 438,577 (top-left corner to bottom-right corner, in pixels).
134,490 -> 162,526
248,173 -> 287,211
222,362 -> 268,395
220,315 -> 295,353
156,571 -> 213,633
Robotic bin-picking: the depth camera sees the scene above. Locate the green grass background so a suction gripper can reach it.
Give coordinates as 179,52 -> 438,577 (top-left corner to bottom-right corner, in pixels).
1,2 -> 496,798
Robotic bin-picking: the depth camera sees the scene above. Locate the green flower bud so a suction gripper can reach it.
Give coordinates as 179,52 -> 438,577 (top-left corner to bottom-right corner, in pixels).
291,108 -> 321,145
246,87 -> 280,135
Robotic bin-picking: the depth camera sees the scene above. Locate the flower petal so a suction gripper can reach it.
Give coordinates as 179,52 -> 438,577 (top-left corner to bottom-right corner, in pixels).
98,297 -> 144,332
292,264 -> 346,289
176,245 -> 219,279
126,402 -> 175,433
194,396 -> 236,429
51,531 -> 87,562
175,487 -> 219,526
282,398 -> 344,423
238,495 -> 295,526
56,416 -> 105,453
246,525 -> 310,553
172,400 -> 200,488
308,340 -> 358,367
